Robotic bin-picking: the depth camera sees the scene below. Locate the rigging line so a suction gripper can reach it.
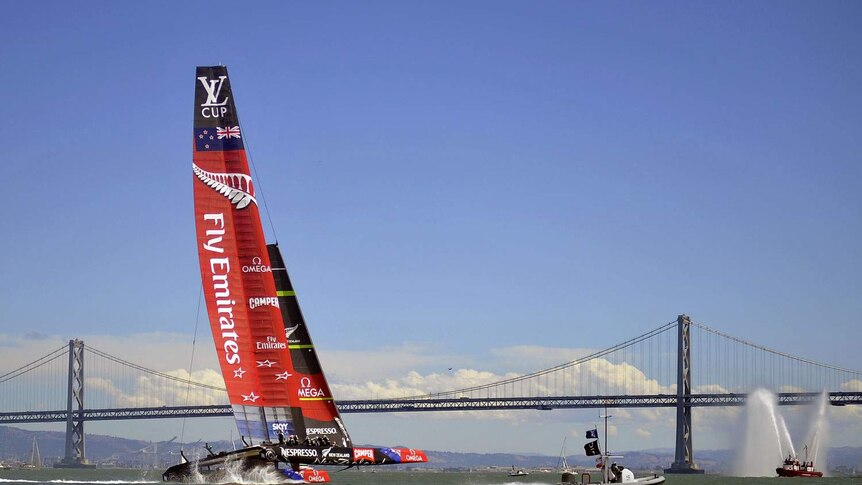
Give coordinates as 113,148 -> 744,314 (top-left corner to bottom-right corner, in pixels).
181,283 -> 205,453
232,82 -> 278,245
691,320 -> 862,375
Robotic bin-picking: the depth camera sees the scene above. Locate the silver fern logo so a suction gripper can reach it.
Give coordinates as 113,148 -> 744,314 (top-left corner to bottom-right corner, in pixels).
193,164 -> 257,209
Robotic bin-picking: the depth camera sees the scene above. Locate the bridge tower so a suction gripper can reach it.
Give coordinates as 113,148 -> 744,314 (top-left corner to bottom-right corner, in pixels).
54,339 -> 95,469
664,315 -> 704,474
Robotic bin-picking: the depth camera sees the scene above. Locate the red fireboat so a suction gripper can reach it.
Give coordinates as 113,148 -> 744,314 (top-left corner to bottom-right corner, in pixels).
776,454 -> 822,478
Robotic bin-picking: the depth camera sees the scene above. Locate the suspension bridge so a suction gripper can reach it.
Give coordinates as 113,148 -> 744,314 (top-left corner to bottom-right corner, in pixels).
2,315 -> 861,472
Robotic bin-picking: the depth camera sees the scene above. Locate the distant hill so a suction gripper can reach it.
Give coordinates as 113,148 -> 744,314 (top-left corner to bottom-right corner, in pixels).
1,425 -> 860,474
0,425 -> 173,468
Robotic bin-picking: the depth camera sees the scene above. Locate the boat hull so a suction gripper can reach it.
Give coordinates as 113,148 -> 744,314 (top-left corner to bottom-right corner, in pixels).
776,468 -> 823,478
162,443 -> 427,482
162,447 -> 302,483
633,476 -> 666,485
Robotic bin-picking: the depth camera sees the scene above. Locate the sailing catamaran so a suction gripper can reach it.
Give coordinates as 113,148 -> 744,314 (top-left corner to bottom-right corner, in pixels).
24,437 -> 41,469
162,66 -> 428,483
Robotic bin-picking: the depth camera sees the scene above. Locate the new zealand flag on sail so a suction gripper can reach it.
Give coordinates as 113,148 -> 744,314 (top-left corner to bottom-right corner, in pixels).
194,126 -> 244,151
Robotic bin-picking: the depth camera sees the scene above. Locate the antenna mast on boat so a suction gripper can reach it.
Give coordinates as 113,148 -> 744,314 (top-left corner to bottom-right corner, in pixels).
601,407 -> 612,484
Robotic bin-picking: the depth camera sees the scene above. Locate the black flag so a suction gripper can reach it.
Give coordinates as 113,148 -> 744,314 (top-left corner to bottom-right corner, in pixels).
586,428 -> 598,440
584,440 -> 601,456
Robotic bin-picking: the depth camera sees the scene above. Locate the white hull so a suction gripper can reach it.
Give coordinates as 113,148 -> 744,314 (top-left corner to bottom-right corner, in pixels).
558,471 -> 665,485
631,476 -> 666,485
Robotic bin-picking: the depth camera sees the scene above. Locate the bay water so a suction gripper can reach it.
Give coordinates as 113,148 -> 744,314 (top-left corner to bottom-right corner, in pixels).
0,469 -> 856,485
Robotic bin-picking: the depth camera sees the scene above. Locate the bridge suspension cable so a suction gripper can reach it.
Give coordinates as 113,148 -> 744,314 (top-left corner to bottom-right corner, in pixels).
417,320 -> 680,400
0,344 -> 69,415
690,320 -> 862,394
0,344 -> 67,384
0,342 -> 229,414
86,346 -> 226,392
2,317 -> 861,415
403,318 -> 861,402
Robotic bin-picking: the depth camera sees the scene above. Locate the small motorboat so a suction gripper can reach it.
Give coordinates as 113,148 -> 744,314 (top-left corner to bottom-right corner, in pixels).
557,412 -> 665,485
557,465 -> 665,485
509,465 -> 529,476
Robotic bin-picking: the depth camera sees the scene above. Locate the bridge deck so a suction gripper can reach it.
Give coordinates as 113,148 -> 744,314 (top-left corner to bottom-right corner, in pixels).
3,392 -> 860,424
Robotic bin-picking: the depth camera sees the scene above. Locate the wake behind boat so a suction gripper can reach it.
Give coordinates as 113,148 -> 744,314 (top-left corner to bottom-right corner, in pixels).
162,65 -> 428,483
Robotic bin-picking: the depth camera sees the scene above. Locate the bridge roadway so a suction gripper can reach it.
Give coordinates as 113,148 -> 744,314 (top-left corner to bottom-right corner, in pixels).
3,392 -> 861,424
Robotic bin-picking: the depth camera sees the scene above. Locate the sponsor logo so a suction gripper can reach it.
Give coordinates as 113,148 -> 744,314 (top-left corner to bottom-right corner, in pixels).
322,452 -> 350,460
305,473 -> 327,483
198,75 -> 229,119
403,451 -> 425,462
249,296 -> 279,310
193,164 -> 256,209
242,256 -> 271,273
353,448 -> 375,463
280,447 -> 319,458
257,335 -> 287,350
270,421 -> 293,434
201,213 -> 240,366
298,376 -> 327,399
306,427 -> 337,435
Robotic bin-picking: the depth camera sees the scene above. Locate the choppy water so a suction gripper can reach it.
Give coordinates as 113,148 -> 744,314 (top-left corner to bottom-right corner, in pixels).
0,469 -> 859,485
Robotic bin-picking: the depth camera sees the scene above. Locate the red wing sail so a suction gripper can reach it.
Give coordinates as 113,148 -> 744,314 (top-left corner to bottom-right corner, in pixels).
192,66 -> 301,443
267,244 -> 352,448
190,66 -> 427,469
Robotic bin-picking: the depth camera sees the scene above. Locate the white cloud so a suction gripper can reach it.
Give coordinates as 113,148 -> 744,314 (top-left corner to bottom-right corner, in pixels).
86,369 -> 226,408
778,385 -> 806,393
320,343 -> 469,382
841,379 -> 862,391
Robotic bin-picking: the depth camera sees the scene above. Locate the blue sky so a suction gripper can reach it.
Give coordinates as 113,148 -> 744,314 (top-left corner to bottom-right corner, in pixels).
1,1 -> 861,454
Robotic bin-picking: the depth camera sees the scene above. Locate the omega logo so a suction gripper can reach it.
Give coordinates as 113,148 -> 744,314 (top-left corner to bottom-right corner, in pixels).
298,376 -> 326,398
242,256 -> 272,273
